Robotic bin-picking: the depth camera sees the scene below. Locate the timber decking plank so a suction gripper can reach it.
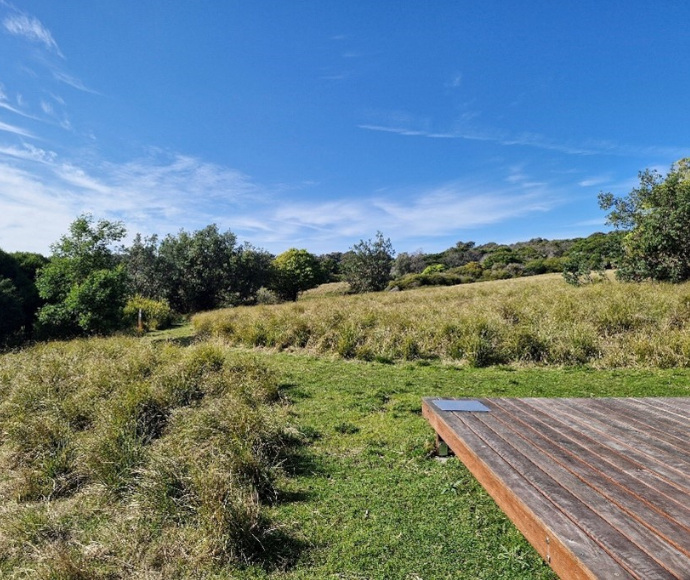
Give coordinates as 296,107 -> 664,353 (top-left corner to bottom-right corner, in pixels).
506,399 -> 690,526
545,399 -> 690,490
446,412 -> 681,579
422,397 -> 690,580
509,399 -> 690,516
422,399 -> 629,580
587,398 -> 690,449
484,402 -> 690,557
480,401 -> 690,574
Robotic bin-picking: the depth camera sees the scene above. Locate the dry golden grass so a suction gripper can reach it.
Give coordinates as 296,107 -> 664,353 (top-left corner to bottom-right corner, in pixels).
193,274 -> 690,367
0,337 -> 295,578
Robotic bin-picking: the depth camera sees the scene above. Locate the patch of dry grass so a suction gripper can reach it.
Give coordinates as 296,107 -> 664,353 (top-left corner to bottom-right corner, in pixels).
193,274 -> 690,367
0,337 -> 296,578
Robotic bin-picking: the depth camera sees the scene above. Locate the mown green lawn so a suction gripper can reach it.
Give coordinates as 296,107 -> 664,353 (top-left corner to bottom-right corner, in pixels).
231,352 -> 690,579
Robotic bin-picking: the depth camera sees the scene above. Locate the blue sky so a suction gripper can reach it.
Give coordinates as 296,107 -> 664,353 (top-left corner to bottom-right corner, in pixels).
1,1 -> 689,256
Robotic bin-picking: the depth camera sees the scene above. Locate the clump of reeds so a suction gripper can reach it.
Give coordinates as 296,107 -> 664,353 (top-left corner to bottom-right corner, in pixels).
192,274 -> 690,368
0,336 -> 293,578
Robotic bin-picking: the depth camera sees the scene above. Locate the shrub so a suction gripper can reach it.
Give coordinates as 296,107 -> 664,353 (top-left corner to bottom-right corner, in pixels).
123,295 -> 175,331
255,286 -> 282,304
342,232 -> 395,293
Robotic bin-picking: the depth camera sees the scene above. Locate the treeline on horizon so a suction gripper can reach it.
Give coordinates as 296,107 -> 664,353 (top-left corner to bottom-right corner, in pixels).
0,213 -> 623,346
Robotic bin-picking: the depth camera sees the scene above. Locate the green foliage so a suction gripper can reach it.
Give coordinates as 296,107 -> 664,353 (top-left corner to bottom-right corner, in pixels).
125,229 -> 274,311
158,224 -> 238,313
124,295 -> 175,331
425,240 -> 483,268
270,248 -> 324,301
391,251 -> 427,277
35,215 -> 128,338
421,263 -> 445,275
389,270 -> 465,290
454,260 -> 484,279
600,158 -> 690,282
481,246 -> 520,269
524,257 -> 564,276
123,233 -> 165,299
342,231 -> 395,293
233,242 -> 274,302
0,277 -> 24,341
0,250 -> 47,343
316,251 -> 345,281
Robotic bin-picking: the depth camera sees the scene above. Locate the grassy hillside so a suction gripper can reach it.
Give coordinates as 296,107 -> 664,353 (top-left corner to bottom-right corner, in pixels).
194,274 -> 690,368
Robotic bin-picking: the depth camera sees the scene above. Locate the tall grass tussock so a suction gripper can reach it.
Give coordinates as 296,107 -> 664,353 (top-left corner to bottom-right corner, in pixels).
0,337 -> 294,578
193,274 -> 690,368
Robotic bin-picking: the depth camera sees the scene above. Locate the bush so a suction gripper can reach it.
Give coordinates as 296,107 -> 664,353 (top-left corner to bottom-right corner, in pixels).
389,271 -> 464,290
124,295 -> 175,331
599,159 -> 690,282
342,232 -> 395,293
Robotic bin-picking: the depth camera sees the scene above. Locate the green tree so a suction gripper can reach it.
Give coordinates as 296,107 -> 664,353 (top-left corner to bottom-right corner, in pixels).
343,232 -> 395,293
599,159 -> 690,282
0,249 -> 47,342
0,277 -> 24,342
561,231 -> 623,285
270,248 -> 323,301
158,225 -> 238,312
124,233 -> 166,299
35,214 -> 128,337
233,243 -> 274,303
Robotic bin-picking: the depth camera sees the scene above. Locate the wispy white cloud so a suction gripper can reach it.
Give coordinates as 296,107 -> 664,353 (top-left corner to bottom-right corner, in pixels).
2,12 -> 63,57
0,140 -> 565,255
227,174 -> 562,253
578,175 -> 611,187
40,99 -> 53,115
0,146 -> 269,252
0,84 -> 40,120
359,115 -> 690,160
0,119 -> 34,138
0,143 -> 56,162
52,71 -> 98,94
359,122 -> 600,155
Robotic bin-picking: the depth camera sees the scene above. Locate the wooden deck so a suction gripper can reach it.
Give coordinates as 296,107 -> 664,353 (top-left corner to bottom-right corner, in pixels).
422,397 -> 690,580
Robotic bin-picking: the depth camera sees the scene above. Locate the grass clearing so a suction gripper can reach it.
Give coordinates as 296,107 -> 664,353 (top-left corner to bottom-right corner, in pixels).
229,352 -> 690,579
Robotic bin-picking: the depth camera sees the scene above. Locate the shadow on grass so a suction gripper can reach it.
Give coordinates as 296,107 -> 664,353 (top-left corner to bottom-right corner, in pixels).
279,382 -> 313,401
252,527 -> 310,572
280,443 -> 326,480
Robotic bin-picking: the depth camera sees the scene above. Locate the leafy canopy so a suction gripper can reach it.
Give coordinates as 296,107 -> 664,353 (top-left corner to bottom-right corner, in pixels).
343,231 -> 395,293
599,158 -> 690,282
36,214 -> 128,337
271,248 -> 323,301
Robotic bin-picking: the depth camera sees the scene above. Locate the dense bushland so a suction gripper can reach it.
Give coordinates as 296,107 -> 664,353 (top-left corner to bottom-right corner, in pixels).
193,273 -> 690,368
0,337 -> 296,578
0,249 -> 47,344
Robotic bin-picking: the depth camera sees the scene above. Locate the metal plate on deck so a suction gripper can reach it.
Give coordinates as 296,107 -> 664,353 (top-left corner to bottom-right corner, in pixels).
434,399 -> 490,412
